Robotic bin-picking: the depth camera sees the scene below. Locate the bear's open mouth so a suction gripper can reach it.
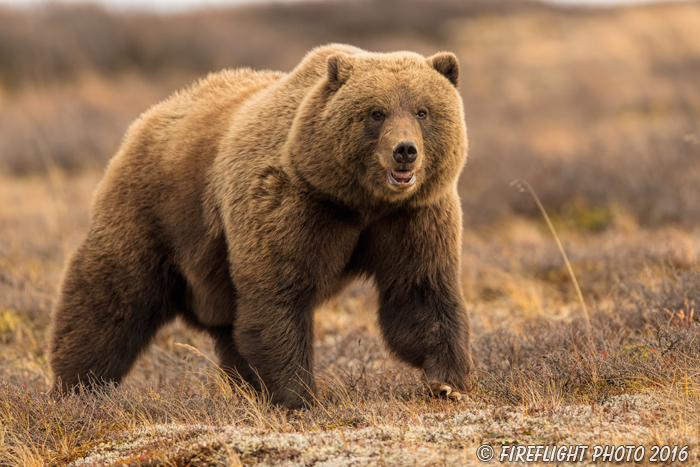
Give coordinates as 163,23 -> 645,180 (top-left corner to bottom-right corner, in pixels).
387,169 -> 416,188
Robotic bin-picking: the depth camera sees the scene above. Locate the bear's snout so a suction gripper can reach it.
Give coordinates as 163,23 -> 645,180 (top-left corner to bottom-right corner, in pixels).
392,140 -> 418,164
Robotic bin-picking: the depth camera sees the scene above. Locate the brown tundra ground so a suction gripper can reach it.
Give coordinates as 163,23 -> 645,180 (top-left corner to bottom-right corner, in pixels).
1,0 -> 699,465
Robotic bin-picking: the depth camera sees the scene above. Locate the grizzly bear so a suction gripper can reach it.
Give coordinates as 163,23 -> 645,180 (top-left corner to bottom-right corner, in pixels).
49,43 -> 472,408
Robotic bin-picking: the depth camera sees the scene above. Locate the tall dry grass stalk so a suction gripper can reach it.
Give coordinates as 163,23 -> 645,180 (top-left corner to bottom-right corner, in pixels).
511,179 -> 592,334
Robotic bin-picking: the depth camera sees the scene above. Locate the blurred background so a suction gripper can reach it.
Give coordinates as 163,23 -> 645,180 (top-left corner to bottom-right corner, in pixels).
1,0 -> 698,228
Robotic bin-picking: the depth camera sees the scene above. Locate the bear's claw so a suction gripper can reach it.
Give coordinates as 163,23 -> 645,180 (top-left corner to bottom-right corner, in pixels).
427,380 -> 464,401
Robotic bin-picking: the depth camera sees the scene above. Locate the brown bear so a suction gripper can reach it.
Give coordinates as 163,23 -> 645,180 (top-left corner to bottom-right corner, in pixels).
49,43 -> 472,409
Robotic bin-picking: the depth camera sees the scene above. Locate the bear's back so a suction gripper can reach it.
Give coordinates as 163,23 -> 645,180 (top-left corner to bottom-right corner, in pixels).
119,68 -> 284,171
89,68 -> 284,259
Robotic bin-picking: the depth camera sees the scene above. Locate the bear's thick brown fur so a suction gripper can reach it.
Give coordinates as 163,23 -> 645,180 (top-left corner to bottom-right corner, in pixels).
49,44 -> 472,408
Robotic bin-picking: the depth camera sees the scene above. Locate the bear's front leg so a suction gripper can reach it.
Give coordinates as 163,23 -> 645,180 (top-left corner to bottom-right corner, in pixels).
223,176 -> 363,409
365,194 -> 472,399
233,293 -> 316,409
375,274 -> 472,400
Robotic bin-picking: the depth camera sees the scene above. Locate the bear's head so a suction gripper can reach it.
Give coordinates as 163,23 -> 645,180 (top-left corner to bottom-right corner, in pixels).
287,48 -> 467,210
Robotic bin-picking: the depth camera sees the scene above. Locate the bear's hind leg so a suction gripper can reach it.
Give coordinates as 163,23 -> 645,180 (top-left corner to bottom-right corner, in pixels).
49,234 -> 178,392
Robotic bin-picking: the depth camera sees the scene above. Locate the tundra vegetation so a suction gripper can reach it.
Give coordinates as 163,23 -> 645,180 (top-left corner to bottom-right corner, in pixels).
0,0 -> 699,465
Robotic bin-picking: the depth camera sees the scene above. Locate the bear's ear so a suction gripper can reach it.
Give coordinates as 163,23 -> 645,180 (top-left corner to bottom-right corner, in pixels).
428,52 -> 459,87
327,53 -> 353,91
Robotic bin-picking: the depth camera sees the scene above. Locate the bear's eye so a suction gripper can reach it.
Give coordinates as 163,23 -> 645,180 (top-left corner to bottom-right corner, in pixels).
416,110 -> 428,119
371,110 -> 385,121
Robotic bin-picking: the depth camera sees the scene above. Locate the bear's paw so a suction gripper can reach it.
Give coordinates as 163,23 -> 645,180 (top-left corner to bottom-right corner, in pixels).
427,380 -> 465,401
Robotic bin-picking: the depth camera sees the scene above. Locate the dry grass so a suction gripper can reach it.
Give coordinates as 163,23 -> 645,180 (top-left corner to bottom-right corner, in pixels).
1,0 -> 700,465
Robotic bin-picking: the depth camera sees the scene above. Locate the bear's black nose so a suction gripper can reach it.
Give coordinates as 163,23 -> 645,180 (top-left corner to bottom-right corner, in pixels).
392,141 -> 418,164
